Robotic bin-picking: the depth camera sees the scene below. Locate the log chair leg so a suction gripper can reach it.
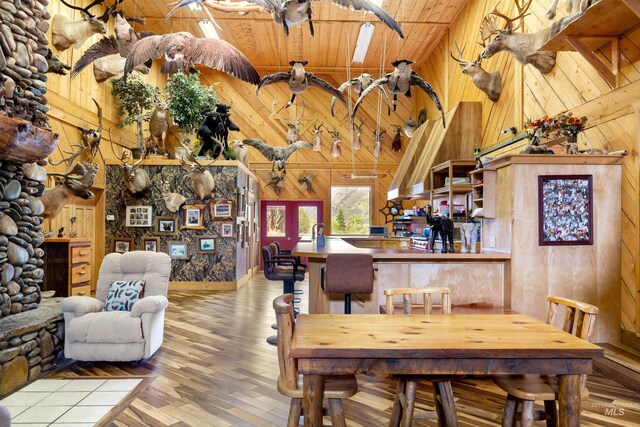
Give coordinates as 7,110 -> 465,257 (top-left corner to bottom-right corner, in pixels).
287,398 -> 303,427
433,381 -> 459,427
401,380 -> 418,427
558,374 -> 581,427
520,400 -> 535,427
544,400 -> 558,427
303,374 -> 324,426
328,398 -> 347,427
389,379 -> 406,427
502,394 -> 518,427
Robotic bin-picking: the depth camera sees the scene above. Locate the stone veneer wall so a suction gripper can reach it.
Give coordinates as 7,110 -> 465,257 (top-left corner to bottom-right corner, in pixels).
105,164 -> 239,282
0,299 -> 64,396
0,160 -> 47,318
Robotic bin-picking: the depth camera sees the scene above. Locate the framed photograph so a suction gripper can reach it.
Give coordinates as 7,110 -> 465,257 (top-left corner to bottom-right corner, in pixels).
112,237 -> 133,254
181,204 -> 205,230
196,235 -> 218,254
142,237 -> 160,252
538,175 -> 593,246
211,200 -> 234,220
221,222 -> 234,238
126,205 -> 152,227
156,216 -> 178,236
168,241 -> 189,259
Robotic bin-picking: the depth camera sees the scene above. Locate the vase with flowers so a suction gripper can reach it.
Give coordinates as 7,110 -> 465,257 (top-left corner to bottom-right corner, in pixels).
524,115 -> 556,146
552,111 -> 587,154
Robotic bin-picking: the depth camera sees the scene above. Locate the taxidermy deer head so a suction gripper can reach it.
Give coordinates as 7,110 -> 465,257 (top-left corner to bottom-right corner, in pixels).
298,172 -> 314,193
312,123 -> 323,152
479,0 -> 561,74
352,121 -> 364,151
272,97 -> 305,144
109,131 -> 151,194
450,43 -> 502,102
391,125 -> 403,152
179,142 -> 216,199
42,147 -> 99,219
158,178 -> 187,213
373,128 -> 386,159
329,129 -> 341,158
149,97 -> 170,150
52,10 -> 107,51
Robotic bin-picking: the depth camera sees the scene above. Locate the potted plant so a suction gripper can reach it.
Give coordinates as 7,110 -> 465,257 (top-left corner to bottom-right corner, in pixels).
111,75 -> 159,157
165,71 -> 218,149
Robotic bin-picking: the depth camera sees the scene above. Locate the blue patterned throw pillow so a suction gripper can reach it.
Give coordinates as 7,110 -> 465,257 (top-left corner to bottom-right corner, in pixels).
103,280 -> 146,311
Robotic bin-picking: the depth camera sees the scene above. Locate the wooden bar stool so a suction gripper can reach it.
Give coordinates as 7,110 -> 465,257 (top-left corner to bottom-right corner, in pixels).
494,295 -> 598,427
273,294 -> 358,426
323,254 -> 374,314
384,287 -> 460,427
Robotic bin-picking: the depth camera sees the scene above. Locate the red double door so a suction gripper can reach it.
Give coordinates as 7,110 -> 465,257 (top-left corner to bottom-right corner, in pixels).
260,200 -> 323,269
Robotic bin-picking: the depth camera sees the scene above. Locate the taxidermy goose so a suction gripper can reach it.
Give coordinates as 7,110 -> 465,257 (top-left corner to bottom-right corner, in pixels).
352,60 -> 446,128
331,73 -> 391,117
243,139 -> 312,173
257,60 -> 344,107
166,0 -> 404,39
71,12 -> 154,80
123,32 -> 260,85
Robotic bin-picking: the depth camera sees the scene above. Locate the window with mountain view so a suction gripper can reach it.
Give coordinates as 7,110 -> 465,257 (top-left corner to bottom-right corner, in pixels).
330,186 -> 371,235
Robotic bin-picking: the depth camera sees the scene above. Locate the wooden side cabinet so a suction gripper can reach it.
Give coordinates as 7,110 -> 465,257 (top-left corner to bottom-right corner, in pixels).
42,238 -> 92,297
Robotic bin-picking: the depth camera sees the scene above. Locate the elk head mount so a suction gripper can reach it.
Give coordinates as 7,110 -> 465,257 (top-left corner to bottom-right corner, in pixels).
110,132 -> 151,195
42,148 -> 99,219
179,142 -> 217,199
450,43 -> 502,102
478,0 -> 584,74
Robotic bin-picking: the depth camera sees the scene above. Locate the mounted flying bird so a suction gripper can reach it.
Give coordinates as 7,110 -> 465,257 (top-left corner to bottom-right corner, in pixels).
257,60 -> 344,107
243,139 -> 312,174
166,0 -> 404,39
122,32 -> 260,85
352,60 -> 446,128
330,73 -> 391,117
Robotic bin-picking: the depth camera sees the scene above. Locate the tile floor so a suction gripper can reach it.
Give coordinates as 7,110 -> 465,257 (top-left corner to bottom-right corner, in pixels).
0,378 -> 143,426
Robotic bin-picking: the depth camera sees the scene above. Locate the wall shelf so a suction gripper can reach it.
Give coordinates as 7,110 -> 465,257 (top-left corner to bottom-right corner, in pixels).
469,168 -> 496,219
430,160 -> 476,219
540,0 -> 640,88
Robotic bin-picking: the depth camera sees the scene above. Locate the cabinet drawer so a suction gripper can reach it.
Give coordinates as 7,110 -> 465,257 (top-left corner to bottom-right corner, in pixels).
70,284 -> 91,297
71,263 -> 91,284
71,246 -> 91,264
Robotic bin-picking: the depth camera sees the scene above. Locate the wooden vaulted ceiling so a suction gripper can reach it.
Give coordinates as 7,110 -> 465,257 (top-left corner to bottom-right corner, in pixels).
123,0 -> 470,74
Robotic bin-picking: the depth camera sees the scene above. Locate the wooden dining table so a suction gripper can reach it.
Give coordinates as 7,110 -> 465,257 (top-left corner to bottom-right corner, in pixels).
290,313 -> 604,426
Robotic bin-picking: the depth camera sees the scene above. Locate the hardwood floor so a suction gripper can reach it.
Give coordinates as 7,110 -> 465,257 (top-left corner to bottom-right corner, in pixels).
52,276 -> 640,426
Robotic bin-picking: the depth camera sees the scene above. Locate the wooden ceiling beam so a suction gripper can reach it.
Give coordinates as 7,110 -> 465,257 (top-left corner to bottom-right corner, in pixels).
143,17 -> 450,26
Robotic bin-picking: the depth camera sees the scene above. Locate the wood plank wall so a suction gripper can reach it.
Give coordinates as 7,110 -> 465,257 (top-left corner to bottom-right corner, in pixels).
415,0 -> 640,349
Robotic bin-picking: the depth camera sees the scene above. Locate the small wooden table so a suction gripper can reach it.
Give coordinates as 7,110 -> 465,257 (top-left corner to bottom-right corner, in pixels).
290,314 -> 603,426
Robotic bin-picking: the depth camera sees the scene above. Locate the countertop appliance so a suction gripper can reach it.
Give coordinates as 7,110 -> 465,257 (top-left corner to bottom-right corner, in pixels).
369,225 -> 388,238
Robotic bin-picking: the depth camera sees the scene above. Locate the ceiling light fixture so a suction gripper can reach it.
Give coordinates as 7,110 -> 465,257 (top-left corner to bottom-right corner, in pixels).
199,20 -> 220,40
188,3 -> 202,11
352,23 -> 375,63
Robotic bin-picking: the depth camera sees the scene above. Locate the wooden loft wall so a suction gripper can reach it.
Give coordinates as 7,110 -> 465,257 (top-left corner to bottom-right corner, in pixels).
414,0 -> 640,349
43,0 -> 168,286
198,69 -> 415,232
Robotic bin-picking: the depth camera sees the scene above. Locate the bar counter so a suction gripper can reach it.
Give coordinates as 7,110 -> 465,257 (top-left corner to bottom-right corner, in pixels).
292,237 -> 511,314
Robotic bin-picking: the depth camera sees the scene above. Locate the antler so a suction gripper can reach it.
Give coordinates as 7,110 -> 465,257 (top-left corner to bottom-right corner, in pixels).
392,124 -> 402,133
375,128 -> 387,141
294,99 -> 305,127
479,13 -> 501,40
329,129 -> 340,138
488,0 -> 532,31
48,143 -> 89,177
270,97 -> 288,125
58,0 -> 107,17
313,123 -> 323,133
450,42 -> 473,65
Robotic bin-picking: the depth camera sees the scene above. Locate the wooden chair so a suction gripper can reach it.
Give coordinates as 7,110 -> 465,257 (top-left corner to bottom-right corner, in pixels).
494,295 -> 598,427
384,287 -> 459,427
273,294 -> 358,427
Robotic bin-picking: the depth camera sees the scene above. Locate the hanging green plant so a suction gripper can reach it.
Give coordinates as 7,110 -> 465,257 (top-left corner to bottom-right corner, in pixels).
111,75 -> 159,151
166,71 -> 218,144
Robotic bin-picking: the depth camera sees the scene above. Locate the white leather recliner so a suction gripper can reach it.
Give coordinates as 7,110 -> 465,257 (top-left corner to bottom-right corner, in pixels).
61,251 -> 171,362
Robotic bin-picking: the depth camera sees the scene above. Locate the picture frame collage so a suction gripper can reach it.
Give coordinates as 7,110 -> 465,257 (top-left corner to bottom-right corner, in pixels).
112,198 -> 241,259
